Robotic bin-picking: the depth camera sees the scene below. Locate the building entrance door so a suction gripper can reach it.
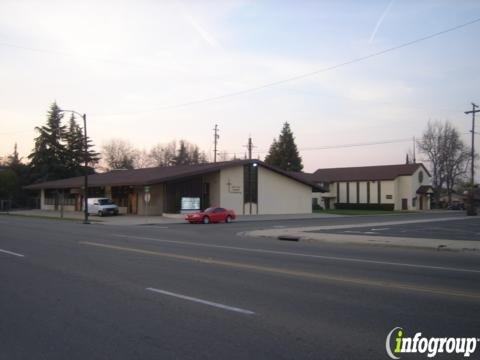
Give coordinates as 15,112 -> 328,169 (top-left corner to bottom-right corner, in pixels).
402,198 -> 408,210
324,198 -> 330,210
128,192 -> 138,214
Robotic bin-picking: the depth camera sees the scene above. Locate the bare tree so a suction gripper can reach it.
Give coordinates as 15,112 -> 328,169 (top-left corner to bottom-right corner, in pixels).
101,139 -> 138,170
149,140 -> 207,166
133,149 -> 155,169
149,141 -> 177,167
417,121 -> 471,205
217,150 -> 230,162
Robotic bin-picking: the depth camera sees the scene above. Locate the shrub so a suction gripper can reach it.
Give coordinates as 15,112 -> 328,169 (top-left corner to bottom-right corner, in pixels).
334,203 -> 394,211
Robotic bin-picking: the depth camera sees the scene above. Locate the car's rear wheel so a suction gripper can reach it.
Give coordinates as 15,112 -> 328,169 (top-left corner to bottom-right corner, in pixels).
225,215 -> 232,223
203,216 -> 210,224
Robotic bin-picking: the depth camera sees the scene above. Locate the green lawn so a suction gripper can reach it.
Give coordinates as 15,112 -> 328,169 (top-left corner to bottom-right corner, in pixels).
313,209 -> 415,216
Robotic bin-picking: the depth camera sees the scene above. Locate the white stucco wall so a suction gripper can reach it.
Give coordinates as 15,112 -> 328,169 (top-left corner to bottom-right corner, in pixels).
219,166 -> 244,214
258,167 -> 312,214
137,184 -> 164,215
381,180 -> 395,205
359,182 -> 368,203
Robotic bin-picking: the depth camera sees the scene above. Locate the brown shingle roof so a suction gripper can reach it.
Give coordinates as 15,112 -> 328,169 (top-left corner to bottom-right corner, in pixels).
310,163 -> 430,182
25,160 -> 318,190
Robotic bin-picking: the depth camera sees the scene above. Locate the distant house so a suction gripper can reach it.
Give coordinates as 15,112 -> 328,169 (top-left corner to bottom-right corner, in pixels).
25,160 -> 319,216
301,163 -> 433,211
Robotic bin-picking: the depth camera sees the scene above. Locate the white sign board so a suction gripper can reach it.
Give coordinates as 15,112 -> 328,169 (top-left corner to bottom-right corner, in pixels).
144,192 -> 151,204
181,197 -> 201,213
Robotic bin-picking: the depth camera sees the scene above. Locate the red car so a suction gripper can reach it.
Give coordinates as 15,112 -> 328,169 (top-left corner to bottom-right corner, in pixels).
185,207 -> 236,224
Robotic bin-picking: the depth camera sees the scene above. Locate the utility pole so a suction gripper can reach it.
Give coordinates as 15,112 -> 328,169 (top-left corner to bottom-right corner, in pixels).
412,136 -> 416,163
465,103 -> 478,186
244,136 -> 255,160
464,102 -> 479,216
213,124 -> 219,163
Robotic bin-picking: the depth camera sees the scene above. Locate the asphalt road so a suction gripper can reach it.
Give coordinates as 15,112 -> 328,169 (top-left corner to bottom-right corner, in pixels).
1,213 -> 479,359
308,216 -> 480,241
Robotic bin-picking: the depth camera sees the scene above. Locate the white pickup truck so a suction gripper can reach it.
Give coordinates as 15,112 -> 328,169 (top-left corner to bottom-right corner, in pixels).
87,198 -> 119,216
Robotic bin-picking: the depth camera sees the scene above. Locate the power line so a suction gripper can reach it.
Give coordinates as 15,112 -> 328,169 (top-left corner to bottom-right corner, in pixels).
221,137 -> 414,155
218,131 -> 475,156
89,16 -> 480,116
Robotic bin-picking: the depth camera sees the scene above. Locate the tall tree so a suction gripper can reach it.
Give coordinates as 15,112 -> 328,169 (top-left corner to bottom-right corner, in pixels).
175,140 -> 190,166
28,102 -> 68,182
101,139 -> 137,170
149,141 -> 177,167
64,114 -> 99,176
265,122 -> 303,171
7,143 -> 21,168
417,121 -> 471,205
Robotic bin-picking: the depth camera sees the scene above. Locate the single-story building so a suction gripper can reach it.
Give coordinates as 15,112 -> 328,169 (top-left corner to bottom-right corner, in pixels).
299,163 -> 433,211
25,160 -> 319,216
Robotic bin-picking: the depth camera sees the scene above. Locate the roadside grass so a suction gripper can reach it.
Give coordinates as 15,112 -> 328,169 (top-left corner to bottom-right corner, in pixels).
0,212 -> 103,222
314,209 -> 416,216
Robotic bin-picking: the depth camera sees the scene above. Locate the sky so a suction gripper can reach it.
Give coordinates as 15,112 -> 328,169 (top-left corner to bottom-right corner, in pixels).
0,0 -> 479,175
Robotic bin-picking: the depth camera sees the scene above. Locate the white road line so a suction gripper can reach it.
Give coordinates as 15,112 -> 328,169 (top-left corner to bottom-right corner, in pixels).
371,228 -> 389,231
0,248 -> 25,257
112,234 -> 480,274
146,287 -> 255,315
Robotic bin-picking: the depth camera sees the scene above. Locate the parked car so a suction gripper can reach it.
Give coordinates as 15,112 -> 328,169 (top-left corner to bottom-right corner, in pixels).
185,207 -> 236,224
447,203 -> 465,210
87,198 -> 119,216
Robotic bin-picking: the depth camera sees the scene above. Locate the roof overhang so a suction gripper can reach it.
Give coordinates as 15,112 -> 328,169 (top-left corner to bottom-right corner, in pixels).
416,185 -> 434,195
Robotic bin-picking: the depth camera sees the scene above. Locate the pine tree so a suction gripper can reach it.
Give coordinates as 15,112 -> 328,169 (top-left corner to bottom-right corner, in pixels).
175,140 -> 190,165
64,114 -> 99,176
264,138 -> 280,165
28,102 -> 68,182
265,122 -> 303,171
7,143 -> 21,168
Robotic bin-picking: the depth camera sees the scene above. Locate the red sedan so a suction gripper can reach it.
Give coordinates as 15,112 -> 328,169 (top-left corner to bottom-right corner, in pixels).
185,207 -> 236,224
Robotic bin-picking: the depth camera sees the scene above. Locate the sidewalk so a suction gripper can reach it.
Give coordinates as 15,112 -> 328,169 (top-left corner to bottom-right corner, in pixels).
3,209 -> 343,226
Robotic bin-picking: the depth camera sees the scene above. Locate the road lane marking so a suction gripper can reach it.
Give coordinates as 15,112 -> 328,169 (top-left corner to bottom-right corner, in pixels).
146,287 -> 255,315
111,234 -> 480,274
371,228 -> 389,231
80,241 -> 480,300
0,248 -> 25,257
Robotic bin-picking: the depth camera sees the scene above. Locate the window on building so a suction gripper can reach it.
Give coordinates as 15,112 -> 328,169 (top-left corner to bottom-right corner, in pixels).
412,197 -> 417,207
386,195 -> 393,199
243,164 -> 258,204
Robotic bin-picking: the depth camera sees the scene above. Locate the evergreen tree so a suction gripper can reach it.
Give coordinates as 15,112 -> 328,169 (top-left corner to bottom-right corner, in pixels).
7,143 -> 21,168
28,102 -> 68,182
64,114 -> 99,176
175,140 -> 190,165
264,138 -> 280,165
264,122 -> 303,171
4,143 -> 30,207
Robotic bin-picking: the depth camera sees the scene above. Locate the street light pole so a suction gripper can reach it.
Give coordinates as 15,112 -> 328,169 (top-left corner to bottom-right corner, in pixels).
59,109 -> 90,224
465,102 -> 479,216
82,113 -> 89,224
